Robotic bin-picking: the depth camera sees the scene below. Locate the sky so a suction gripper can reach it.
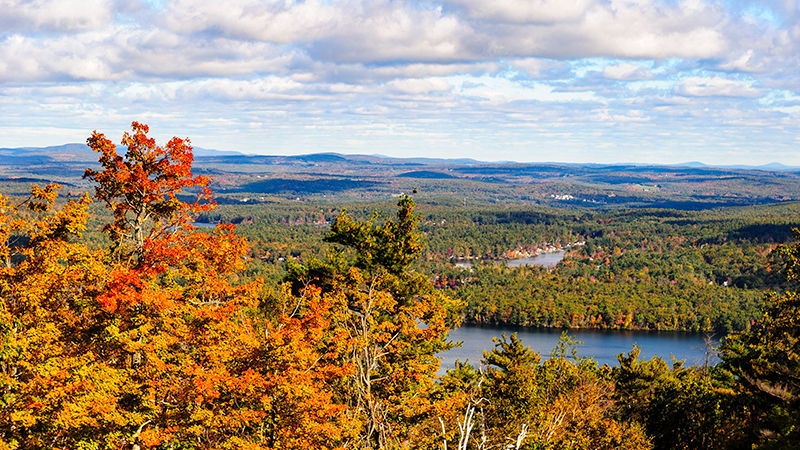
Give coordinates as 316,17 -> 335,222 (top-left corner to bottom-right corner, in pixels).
2,0 -> 800,165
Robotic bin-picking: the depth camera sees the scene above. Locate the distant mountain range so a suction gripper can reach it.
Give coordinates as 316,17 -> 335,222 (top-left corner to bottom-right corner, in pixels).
676,161 -> 799,172
0,143 -> 797,172
5,143 -> 800,210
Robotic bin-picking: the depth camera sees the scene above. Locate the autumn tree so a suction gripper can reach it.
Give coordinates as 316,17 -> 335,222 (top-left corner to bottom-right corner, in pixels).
84,121 -> 213,262
286,193 -> 463,449
1,123 -> 348,450
0,183 -> 101,449
429,361 -> 487,450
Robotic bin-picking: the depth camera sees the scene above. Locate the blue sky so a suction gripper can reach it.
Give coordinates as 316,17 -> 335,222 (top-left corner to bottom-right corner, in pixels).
2,0 -> 800,165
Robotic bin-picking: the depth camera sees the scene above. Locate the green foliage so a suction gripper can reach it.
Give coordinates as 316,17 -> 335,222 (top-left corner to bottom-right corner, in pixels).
434,333 -> 652,450
284,193 -> 462,449
483,333 -> 542,442
325,193 -> 422,276
206,199 -> 800,334
721,227 -> 800,449
430,205 -> 796,332
453,264 -> 762,332
613,346 -> 751,450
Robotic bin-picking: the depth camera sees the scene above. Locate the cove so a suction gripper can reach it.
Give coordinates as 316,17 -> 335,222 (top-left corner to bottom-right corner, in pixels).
455,250 -> 567,269
506,250 -> 566,268
440,324 -> 720,372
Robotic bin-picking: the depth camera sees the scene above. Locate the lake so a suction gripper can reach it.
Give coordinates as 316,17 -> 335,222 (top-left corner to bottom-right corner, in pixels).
455,250 -> 567,269
191,222 -> 217,228
506,250 -> 566,268
439,324 -> 720,372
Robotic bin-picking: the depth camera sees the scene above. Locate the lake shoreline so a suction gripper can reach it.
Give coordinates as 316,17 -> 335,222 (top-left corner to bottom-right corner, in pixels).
457,320 -> 718,332
441,323 -> 721,371
454,249 -> 569,268
452,322 -> 725,338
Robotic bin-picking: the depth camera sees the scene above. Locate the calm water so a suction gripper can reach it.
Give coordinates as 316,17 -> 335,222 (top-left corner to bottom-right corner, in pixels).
191,222 -> 217,228
506,250 -> 566,268
455,250 -> 567,269
440,324 -> 720,372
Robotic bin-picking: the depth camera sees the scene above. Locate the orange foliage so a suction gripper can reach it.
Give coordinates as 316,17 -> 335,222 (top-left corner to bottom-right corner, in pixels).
0,123 -> 348,450
84,121 -> 214,262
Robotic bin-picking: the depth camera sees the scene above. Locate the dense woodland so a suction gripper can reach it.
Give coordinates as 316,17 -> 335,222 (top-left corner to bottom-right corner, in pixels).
193,199 -> 799,334
1,124 -> 800,449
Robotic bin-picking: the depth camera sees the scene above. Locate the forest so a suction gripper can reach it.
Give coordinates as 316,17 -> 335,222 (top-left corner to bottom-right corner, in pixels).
1,123 -> 799,449
194,199 -> 798,334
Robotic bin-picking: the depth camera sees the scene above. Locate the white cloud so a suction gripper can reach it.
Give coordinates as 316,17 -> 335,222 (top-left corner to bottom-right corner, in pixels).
718,50 -> 767,72
0,0 -> 113,32
157,0 -> 738,64
609,110 -> 650,122
286,61 -> 501,84
603,63 -> 654,80
162,0 -> 342,43
0,33 -> 118,82
305,3 -> 472,63
0,0 -> 786,83
565,0 -> 730,59
177,77 -> 316,101
674,77 -> 763,97
449,0 -> 594,24
386,78 -> 453,95
0,28 -> 293,82
510,58 -> 570,78
3,0 -> 800,165
366,62 -> 501,79
162,0 -> 474,63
